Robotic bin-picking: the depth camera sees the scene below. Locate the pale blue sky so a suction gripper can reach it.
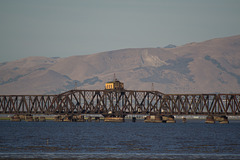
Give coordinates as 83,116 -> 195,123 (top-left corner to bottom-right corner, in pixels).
1,0 -> 240,62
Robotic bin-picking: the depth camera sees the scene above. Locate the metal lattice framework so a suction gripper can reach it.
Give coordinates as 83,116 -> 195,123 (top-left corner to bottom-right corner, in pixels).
0,90 -> 240,116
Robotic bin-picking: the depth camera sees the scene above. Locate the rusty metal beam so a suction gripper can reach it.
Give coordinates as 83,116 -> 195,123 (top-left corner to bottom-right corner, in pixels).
0,90 -> 240,116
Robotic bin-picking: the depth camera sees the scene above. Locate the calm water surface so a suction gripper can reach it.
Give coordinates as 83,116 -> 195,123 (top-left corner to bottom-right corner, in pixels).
0,119 -> 240,159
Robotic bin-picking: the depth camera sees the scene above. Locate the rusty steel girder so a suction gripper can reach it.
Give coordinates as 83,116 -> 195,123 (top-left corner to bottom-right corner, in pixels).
0,90 -> 240,116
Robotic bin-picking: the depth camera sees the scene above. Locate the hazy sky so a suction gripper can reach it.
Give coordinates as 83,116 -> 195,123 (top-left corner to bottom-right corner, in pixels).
1,0 -> 240,62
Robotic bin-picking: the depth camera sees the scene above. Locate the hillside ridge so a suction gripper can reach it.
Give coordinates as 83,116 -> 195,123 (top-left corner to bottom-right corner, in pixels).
0,35 -> 240,95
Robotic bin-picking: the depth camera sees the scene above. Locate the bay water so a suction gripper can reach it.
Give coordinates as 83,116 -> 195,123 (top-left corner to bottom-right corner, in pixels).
0,119 -> 240,159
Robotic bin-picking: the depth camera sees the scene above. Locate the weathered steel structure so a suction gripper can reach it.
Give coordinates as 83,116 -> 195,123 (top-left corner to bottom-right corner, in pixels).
0,89 -> 240,116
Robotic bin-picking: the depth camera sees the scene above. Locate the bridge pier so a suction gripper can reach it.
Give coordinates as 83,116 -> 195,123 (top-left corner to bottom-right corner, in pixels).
95,117 -> 100,122
39,117 -> 46,122
132,117 -> 136,122
205,115 -> 229,124
144,115 -> 162,123
34,117 -> 39,122
77,115 -> 86,122
87,117 -> 92,122
25,114 -> 34,122
10,115 -> 21,122
54,114 -> 86,122
162,115 -> 176,123
205,115 -> 215,124
144,115 -> 176,123
63,115 -> 72,122
214,116 -> 229,124
10,114 -> 47,122
182,117 -> 187,123
104,114 -> 125,122
54,115 -> 62,121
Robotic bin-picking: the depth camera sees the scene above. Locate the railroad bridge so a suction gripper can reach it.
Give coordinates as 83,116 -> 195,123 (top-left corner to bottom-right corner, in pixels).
1,89 -> 240,122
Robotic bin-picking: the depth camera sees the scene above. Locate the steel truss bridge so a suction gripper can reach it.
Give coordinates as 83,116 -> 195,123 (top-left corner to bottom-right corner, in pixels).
0,89 -> 240,116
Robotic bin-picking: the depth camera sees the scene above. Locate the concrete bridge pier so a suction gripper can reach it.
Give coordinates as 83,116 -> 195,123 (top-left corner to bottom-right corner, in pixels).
182,117 -> 187,123
87,117 -> 92,122
95,117 -> 100,122
10,114 -> 46,122
205,115 -> 229,124
205,115 -> 215,124
144,115 -> 163,123
25,114 -> 34,122
104,116 -> 125,122
33,116 -> 46,122
162,115 -> 176,123
54,114 -> 86,122
144,115 -> 176,123
214,115 -> 229,124
10,115 -> 21,122
103,114 -> 125,122
39,117 -> 46,122
132,117 -> 136,122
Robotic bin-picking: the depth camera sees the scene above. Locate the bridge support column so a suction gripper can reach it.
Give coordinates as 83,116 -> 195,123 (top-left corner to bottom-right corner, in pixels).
25,114 -> 34,122
144,115 -> 163,123
54,114 -> 86,122
63,114 -> 72,122
54,115 -> 62,122
33,116 -> 46,122
39,117 -> 46,122
205,115 -> 215,124
132,117 -> 136,122
76,115 -> 86,122
214,116 -> 229,124
95,117 -> 100,122
162,115 -> 176,123
182,117 -> 187,123
34,117 -> 39,122
87,117 -> 92,122
104,115 -> 125,122
10,115 -> 21,122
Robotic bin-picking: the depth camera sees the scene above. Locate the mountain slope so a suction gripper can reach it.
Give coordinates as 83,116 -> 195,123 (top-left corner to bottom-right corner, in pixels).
0,35 -> 240,95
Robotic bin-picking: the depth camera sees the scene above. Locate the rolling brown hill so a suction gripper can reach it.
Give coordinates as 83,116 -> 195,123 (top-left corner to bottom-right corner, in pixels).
0,35 -> 240,95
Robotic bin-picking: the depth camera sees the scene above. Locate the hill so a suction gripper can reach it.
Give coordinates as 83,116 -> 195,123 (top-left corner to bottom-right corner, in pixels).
0,35 -> 240,95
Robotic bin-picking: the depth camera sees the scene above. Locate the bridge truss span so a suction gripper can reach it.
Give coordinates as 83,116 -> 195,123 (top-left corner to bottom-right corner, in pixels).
0,90 -> 240,116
